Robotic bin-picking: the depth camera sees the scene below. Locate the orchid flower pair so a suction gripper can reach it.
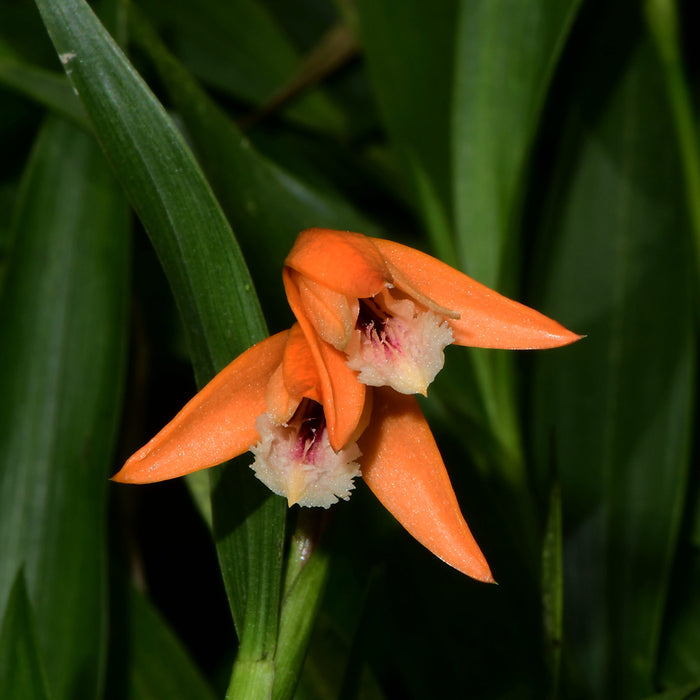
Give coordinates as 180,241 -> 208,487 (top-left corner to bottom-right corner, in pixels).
114,229 -> 579,581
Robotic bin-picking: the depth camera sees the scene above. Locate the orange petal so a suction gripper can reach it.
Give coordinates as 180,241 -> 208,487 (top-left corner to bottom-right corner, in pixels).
295,276 -> 359,349
265,325 -> 322,424
359,388 -> 494,582
285,228 -> 388,298
284,269 -> 366,450
112,332 -> 288,483
373,238 -> 582,349
283,323 -> 322,403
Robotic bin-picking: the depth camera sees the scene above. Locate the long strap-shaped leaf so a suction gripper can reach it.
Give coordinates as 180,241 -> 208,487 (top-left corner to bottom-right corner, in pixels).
34,0 -> 286,695
0,573 -> 51,700
530,27 -> 695,699
34,0 -> 266,377
0,117 -> 127,700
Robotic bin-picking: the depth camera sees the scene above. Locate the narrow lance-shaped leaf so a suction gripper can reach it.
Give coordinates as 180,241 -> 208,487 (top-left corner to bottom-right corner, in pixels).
128,7 -> 384,326
35,0 -> 266,379
120,586 -> 218,700
0,116 -> 129,700
355,0 -> 460,263
0,572 -> 51,700
530,20 -> 695,699
0,41 -> 88,128
452,0 -> 582,289
33,0 -> 286,694
141,0 -> 346,133
450,0 -> 583,556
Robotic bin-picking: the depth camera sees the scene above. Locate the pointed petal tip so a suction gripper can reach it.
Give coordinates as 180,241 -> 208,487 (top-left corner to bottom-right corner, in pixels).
438,537 -> 495,583
110,451 -> 159,484
520,327 -> 584,351
549,329 -> 585,348
457,560 -> 496,584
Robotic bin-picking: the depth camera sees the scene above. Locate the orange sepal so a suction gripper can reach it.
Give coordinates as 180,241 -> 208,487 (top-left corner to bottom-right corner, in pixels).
373,238 -> 582,350
112,332 -> 288,484
359,388 -> 494,582
284,269 -> 366,450
285,228 -> 388,298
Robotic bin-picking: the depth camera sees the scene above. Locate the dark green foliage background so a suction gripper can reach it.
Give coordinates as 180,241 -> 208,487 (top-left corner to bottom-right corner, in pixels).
0,0 -> 697,698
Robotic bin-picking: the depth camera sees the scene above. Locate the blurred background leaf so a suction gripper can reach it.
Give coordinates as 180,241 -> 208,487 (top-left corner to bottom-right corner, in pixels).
529,4 -> 695,698
106,585 -> 219,700
0,573 -> 51,700
0,115 -> 129,700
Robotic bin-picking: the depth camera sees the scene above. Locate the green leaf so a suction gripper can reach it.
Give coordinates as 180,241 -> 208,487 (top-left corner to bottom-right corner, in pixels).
33,1 -> 286,695
657,549 -> 700,688
452,0 -> 582,288
530,17 -> 695,699
140,0 -> 345,133
643,686 -> 700,700
0,572 -> 51,700
34,0 -> 266,378
355,0 -> 459,263
645,0 -> 700,288
127,7 -> 384,328
0,45 -> 88,128
120,586 -> 218,700
0,116 -> 129,700
449,0 -> 582,530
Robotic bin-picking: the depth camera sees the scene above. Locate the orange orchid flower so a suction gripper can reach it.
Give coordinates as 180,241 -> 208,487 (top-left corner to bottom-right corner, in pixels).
113,324 -> 494,582
283,228 -> 581,399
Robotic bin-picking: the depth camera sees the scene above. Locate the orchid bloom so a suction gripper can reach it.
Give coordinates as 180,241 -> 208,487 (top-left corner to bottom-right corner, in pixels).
283,228 -> 581,396
113,324 -> 494,581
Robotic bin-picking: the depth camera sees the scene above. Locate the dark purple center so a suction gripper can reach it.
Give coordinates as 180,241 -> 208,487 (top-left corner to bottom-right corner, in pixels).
292,400 -> 326,463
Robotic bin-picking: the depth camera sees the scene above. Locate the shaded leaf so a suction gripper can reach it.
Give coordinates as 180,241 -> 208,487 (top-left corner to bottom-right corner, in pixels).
643,686 -> 700,700
356,0 -> 459,263
542,480 -> 564,697
34,0 -> 267,379
0,572 -> 51,700
0,44 -> 87,128
658,549 -> 700,689
33,0 -> 287,694
128,8 -> 385,328
452,0 -> 582,288
140,0 -> 345,133
530,13 -> 695,698
121,586 -> 218,700
645,0 -> 700,285
0,116 -> 128,700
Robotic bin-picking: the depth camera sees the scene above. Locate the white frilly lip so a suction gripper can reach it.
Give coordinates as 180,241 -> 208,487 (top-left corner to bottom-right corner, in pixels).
250,408 -> 362,509
345,289 -> 454,395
